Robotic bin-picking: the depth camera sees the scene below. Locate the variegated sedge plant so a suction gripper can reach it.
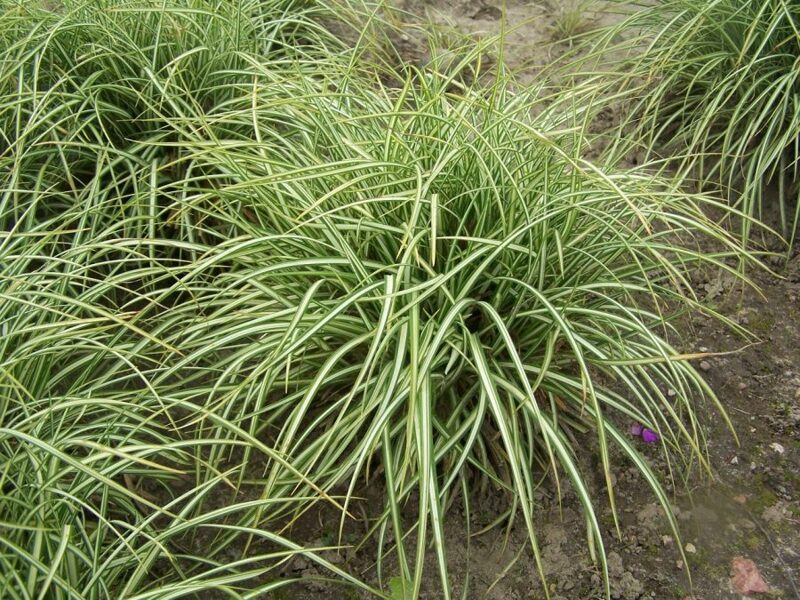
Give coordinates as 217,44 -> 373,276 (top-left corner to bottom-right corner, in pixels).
1,0 -> 756,598
0,0 -> 388,598
580,0 -> 800,248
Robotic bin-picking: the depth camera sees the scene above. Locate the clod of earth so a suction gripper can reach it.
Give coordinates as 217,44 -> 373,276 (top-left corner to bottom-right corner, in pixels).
730,557 -> 770,595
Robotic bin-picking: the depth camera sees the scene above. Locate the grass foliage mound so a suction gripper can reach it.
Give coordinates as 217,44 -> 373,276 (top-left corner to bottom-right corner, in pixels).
0,1 -> 752,597
592,0 -> 800,245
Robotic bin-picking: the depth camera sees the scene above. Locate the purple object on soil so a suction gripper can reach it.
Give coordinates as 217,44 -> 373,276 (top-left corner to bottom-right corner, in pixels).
630,422 -> 644,436
641,428 -> 659,444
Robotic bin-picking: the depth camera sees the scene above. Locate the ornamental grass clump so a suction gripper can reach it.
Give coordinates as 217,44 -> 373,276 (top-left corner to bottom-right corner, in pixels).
586,0 -> 800,246
141,64 -> 752,595
0,1 -> 383,598
1,1 -> 755,598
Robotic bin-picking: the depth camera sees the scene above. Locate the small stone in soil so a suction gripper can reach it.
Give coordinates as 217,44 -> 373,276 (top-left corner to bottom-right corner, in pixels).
684,543 -> 696,554
730,557 -> 770,595
699,360 -> 712,372
769,442 -> 785,454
